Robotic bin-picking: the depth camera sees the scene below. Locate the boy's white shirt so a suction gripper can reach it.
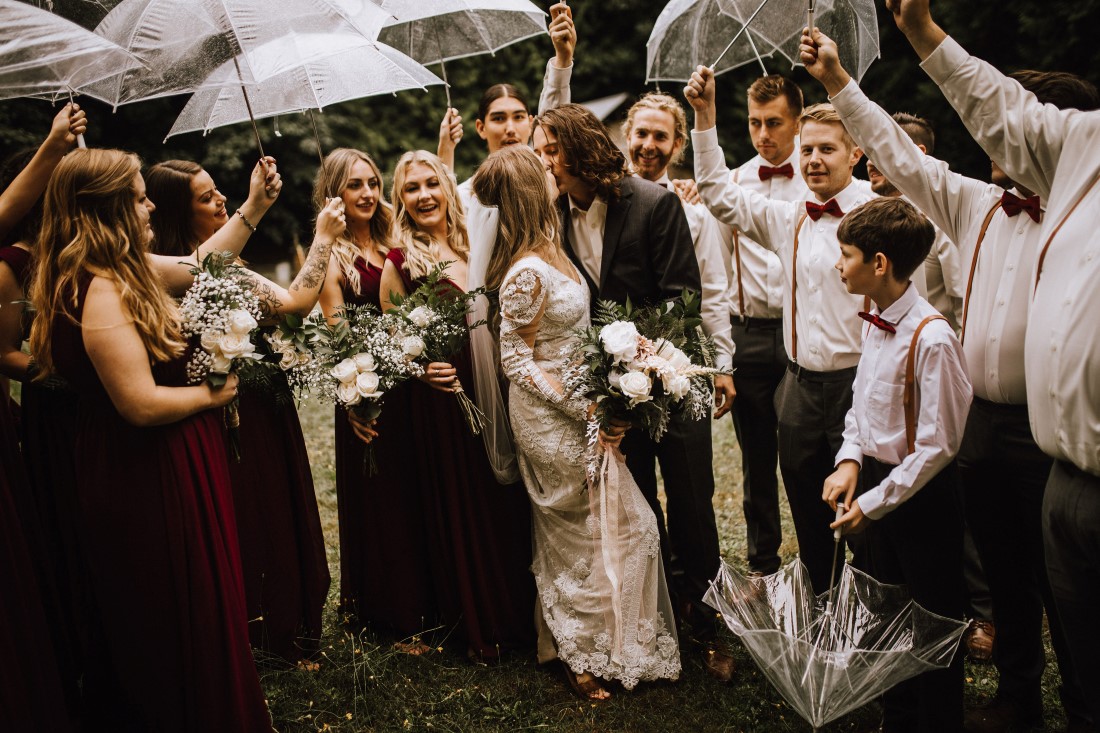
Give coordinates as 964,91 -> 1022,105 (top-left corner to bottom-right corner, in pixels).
835,283 -> 972,519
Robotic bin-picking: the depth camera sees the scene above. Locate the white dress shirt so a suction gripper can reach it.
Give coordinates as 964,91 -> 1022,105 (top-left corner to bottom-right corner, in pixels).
722,148 -> 811,319
655,173 -> 735,370
568,194 -> 607,285
835,285 -> 973,519
694,126 -> 875,372
537,59 -> 571,116
910,213 -> 964,333
832,80 -> 1043,405
919,40 -> 1100,477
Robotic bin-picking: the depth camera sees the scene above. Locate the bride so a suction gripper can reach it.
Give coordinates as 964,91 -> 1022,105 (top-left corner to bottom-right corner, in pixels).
471,146 -> 680,701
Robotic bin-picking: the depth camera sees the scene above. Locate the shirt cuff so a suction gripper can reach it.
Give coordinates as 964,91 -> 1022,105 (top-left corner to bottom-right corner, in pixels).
857,486 -> 887,520
835,443 -> 864,468
545,58 -> 572,86
691,127 -> 721,156
919,36 -> 968,85
828,78 -> 865,115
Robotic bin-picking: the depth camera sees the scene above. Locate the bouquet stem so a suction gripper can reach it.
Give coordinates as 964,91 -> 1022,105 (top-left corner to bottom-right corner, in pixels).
224,397 -> 242,463
352,402 -> 384,477
452,379 -> 486,436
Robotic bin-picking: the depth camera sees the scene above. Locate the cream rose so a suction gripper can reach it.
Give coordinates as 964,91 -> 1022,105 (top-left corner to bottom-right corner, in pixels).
599,321 -> 640,364
218,332 -> 255,359
355,371 -> 381,398
618,370 -> 653,404
662,373 -> 691,400
336,380 -> 361,405
352,352 -> 377,373
331,358 -> 358,384
226,309 -> 258,335
654,338 -> 692,371
210,353 -> 233,373
401,335 -> 425,358
200,329 -> 221,352
408,306 -> 435,328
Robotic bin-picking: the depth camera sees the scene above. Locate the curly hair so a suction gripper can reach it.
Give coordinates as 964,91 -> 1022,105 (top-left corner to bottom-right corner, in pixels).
621,92 -> 689,166
534,104 -> 627,202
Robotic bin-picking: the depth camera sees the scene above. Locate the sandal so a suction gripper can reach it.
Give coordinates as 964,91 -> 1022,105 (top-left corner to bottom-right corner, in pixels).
393,638 -> 433,656
703,647 -> 736,683
561,661 -> 611,702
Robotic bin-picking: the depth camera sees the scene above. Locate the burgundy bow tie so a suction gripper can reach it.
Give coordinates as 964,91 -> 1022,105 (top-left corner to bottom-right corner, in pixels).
759,162 -> 794,181
858,311 -> 896,334
805,198 -> 844,221
1000,191 -> 1042,222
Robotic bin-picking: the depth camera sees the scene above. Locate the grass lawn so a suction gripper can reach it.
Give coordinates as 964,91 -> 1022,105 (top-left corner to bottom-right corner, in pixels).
261,398 -> 1067,732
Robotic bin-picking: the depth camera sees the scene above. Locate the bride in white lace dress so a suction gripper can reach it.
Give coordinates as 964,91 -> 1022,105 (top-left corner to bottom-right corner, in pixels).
471,146 -> 680,700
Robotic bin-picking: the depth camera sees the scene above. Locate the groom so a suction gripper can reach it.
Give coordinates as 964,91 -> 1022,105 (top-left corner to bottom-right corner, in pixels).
533,103 -> 730,678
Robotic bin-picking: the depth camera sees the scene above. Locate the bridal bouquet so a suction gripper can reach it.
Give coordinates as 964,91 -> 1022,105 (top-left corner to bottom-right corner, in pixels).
295,305 -> 423,474
178,251 -> 264,460
387,262 -> 488,435
564,290 -> 724,444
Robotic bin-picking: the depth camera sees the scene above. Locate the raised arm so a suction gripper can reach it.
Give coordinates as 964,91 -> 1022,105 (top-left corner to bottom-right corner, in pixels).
499,264 -> 591,421
436,107 -> 464,172
801,29 -> 990,244
151,157 -> 282,295
537,2 -> 575,114
0,255 -> 30,380
82,276 -> 237,427
0,104 -> 86,239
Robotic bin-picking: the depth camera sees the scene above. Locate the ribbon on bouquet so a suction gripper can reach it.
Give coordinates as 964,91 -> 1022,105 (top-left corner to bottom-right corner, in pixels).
585,419 -> 625,662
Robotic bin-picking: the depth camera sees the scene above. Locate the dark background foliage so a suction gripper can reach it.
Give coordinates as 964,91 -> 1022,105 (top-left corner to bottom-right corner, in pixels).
3,0 -> 1098,260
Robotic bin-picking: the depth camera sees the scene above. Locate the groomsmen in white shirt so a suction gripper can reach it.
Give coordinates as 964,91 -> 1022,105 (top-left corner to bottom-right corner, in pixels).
799,31 -> 1096,730
702,75 -> 811,577
684,68 -> 875,596
860,0 -> 1100,729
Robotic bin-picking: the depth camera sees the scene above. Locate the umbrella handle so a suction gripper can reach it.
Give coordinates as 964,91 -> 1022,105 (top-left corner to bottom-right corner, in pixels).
76,133 -> 86,149
833,503 -> 845,541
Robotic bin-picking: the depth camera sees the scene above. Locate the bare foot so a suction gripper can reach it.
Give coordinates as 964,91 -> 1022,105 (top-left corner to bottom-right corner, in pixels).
296,659 -> 321,672
562,661 -> 611,702
393,639 -> 433,656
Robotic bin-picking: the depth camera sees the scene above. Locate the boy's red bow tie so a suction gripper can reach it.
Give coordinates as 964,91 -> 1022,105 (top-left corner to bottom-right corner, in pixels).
859,311 -> 896,334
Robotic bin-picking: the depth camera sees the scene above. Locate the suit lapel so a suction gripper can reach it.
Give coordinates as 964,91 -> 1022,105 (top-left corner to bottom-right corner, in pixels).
599,184 -> 632,289
557,195 -> 599,305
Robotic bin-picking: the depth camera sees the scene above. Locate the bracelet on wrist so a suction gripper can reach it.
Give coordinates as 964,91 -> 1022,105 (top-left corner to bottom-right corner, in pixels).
236,209 -> 257,233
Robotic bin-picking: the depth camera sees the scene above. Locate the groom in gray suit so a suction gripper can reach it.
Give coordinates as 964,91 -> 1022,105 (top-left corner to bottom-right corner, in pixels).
533,103 -> 731,679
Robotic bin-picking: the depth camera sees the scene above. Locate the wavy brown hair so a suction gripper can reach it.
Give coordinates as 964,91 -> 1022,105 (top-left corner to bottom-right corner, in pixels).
533,103 -> 627,203
472,146 -> 561,309
390,150 -> 468,281
313,147 -> 395,295
146,159 -> 203,257
30,148 -> 183,377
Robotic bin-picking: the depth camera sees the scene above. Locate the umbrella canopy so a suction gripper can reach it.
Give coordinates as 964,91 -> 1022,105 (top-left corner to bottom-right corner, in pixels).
646,0 -> 804,83
375,0 -> 547,65
704,558 -> 967,729
0,0 -> 140,101
775,0 -> 879,82
166,32 -> 442,140
83,0 -> 391,108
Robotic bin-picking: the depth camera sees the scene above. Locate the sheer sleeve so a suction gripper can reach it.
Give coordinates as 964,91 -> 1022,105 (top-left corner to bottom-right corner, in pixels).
499,266 -> 591,422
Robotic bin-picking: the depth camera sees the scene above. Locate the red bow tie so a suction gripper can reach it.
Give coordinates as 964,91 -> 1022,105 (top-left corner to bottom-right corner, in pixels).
858,311 -> 896,334
759,162 -> 794,181
805,198 -> 844,221
1000,191 -> 1042,222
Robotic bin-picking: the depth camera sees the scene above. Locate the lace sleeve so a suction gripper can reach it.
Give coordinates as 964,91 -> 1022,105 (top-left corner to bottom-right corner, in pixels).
499,266 -> 590,422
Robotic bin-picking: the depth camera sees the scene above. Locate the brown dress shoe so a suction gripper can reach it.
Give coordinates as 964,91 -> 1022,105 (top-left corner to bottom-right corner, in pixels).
703,648 -> 736,683
964,619 -> 995,663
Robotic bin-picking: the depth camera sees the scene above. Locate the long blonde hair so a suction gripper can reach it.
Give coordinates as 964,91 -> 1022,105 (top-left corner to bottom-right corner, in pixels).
313,148 -> 395,295
472,146 -> 561,299
390,150 -> 468,281
30,148 -> 184,377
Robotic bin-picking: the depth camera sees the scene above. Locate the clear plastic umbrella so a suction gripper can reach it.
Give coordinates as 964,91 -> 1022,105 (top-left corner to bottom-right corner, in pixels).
704,554 -> 968,730
776,0 -> 878,82
82,0 -> 391,109
646,0 -> 805,83
165,32 -> 443,157
375,0 -> 547,107
0,0 -> 140,101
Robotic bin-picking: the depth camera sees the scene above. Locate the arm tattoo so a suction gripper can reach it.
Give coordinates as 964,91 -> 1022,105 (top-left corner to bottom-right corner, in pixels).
239,272 -> 284,318
290,239 -> 334,293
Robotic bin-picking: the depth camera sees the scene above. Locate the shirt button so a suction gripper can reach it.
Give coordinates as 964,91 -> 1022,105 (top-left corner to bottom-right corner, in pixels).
990,335 -> 998,342
997,300 -> 1005,306
811,346 -> 819,354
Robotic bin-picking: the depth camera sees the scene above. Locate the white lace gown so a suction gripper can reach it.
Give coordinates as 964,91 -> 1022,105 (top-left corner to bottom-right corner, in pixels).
499,256 -> 681,689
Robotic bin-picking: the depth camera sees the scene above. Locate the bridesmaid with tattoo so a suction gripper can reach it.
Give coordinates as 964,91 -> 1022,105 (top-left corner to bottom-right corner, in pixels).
147,160 -> 341,667
315,149 -> 438,650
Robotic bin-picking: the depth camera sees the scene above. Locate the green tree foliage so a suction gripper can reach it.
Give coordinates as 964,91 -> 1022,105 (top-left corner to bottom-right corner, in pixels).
3,0 -> 1098,257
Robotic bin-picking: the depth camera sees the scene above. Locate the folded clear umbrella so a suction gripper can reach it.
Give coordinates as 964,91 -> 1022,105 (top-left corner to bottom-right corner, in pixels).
646,0 -> 805,83
165,32 -> 443,158
0,0 -> 141,101
704,553 -> 968,730
374,0 -> 547,107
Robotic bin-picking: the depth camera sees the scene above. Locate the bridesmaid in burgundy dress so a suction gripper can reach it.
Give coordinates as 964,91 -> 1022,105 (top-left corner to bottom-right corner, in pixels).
379,150 -> 535,661
316,148 -> 437,647
29,148 -> 276,732
146,159 -> 337,666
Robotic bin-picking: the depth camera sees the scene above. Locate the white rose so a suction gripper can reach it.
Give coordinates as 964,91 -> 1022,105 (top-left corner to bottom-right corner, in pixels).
401,335 -> 425,358
662,373 -> 691,400
608,370 -> 624,388
599,321 -> 640,364
331,358 -> 358,384
201,328 -> 221,352
210,353 -> 233,373
226,309 -> 258,335
618,371 -> 653,404
278,350 -> 299,370
355,371 -> 381,398
408,306 -> 435,328
654,338 -> 692,371
218,332 -> 255,359
336,380 -> 361,405
352,352 -> 377,373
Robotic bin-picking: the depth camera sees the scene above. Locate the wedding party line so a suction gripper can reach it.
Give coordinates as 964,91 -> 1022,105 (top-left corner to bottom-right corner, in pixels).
2,0 -> 1099,731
